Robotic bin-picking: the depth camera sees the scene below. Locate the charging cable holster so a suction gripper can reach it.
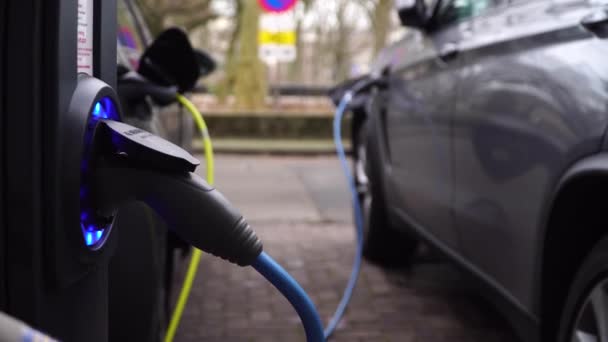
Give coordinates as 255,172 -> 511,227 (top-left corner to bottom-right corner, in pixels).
51,75 -> 122,289
54,74 -> 263,287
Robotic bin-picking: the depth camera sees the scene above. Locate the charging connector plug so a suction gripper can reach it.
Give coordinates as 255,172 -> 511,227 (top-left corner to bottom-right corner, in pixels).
89,119 -> 262,266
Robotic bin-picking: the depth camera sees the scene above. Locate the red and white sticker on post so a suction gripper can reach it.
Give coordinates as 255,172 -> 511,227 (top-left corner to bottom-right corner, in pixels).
77,0 -> 94,75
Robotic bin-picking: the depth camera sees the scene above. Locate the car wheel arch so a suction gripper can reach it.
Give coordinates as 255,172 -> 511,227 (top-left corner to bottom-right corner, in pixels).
537,153 -> 608,338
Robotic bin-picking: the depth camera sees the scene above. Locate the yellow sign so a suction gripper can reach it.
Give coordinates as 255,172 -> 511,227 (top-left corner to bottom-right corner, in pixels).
258,30 -> 296,45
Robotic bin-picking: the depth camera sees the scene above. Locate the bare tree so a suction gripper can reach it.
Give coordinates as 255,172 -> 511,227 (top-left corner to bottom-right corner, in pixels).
136,0 -> 217,36
216,0 -> 243,101
354,0 -> 393,56
230,0 -> 267,109
371,0 -> 392,56
287,0 -> 314,83
333,0 -> 353,82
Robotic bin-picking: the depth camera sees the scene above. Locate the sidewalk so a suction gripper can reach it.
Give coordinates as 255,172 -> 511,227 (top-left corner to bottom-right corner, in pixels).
171,155 -> 518,342
192,138 -> 351,155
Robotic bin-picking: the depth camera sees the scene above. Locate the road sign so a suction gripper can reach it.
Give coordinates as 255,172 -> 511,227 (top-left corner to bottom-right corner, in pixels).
258,0 -> 298,13
259,42 -> 296,64
259,31 -> 296,45
258,11 -> 297,63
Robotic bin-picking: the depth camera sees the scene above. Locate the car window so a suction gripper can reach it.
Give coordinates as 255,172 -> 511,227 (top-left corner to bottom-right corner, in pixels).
435,0 -> 505,27
117,0 -> 145,69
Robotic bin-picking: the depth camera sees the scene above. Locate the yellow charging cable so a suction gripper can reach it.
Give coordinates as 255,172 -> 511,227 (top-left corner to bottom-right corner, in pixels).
164,94 -> 214,342
176,94 -> 214,185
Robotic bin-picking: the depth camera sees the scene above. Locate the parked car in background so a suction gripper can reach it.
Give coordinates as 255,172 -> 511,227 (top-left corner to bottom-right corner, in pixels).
111,1 -> 204,340
117,0 -> 194,149
347,0 -> 608,341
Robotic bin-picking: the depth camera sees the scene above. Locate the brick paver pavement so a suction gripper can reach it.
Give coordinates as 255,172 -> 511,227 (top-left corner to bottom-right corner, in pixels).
172,155 -> 519,342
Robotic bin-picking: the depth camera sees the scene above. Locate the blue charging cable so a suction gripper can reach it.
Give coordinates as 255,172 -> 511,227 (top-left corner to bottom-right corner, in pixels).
324,91 -> 365,339
184,91 -> 363,341
253,252 -> 325,342
250,89 -> 365,342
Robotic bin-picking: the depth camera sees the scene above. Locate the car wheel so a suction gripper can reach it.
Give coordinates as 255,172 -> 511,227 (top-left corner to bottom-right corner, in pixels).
354,119 -> 418,267
557,236 -> 608,342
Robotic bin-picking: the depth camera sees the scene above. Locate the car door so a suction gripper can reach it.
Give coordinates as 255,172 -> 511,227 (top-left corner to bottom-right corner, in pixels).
385,1 -> 473,249
453,0 -> 608,312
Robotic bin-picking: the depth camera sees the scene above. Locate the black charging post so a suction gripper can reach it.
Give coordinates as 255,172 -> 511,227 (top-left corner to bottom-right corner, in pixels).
2,1 -> 119,341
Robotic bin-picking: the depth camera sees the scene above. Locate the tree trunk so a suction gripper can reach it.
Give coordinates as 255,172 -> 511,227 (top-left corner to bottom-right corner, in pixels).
136,0 -> 215,37
333,1 -> 351,83
216,0 -> 243,102
232,0 -> 267,110
372,0 -> 392,57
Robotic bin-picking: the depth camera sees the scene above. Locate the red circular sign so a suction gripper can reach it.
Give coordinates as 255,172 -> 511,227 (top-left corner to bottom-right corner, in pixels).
258,0 -> 298,13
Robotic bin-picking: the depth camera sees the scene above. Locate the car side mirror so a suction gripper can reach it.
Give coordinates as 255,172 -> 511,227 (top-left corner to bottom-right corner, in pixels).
395,0 -> 429,29
138,28 -> 200,93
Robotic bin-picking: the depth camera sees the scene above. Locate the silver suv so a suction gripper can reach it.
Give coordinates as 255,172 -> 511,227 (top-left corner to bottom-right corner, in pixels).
350,1 -> 608,341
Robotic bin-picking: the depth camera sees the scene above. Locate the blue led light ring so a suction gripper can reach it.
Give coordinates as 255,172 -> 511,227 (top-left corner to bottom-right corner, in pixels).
80,96 -> 120,249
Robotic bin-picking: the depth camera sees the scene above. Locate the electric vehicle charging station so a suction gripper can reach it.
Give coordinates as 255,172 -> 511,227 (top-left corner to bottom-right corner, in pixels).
1,2 -> 223,340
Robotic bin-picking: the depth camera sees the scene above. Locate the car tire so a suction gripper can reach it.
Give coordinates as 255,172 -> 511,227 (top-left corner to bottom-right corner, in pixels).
556,235 -> 608,342
353,119 -> 418,267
